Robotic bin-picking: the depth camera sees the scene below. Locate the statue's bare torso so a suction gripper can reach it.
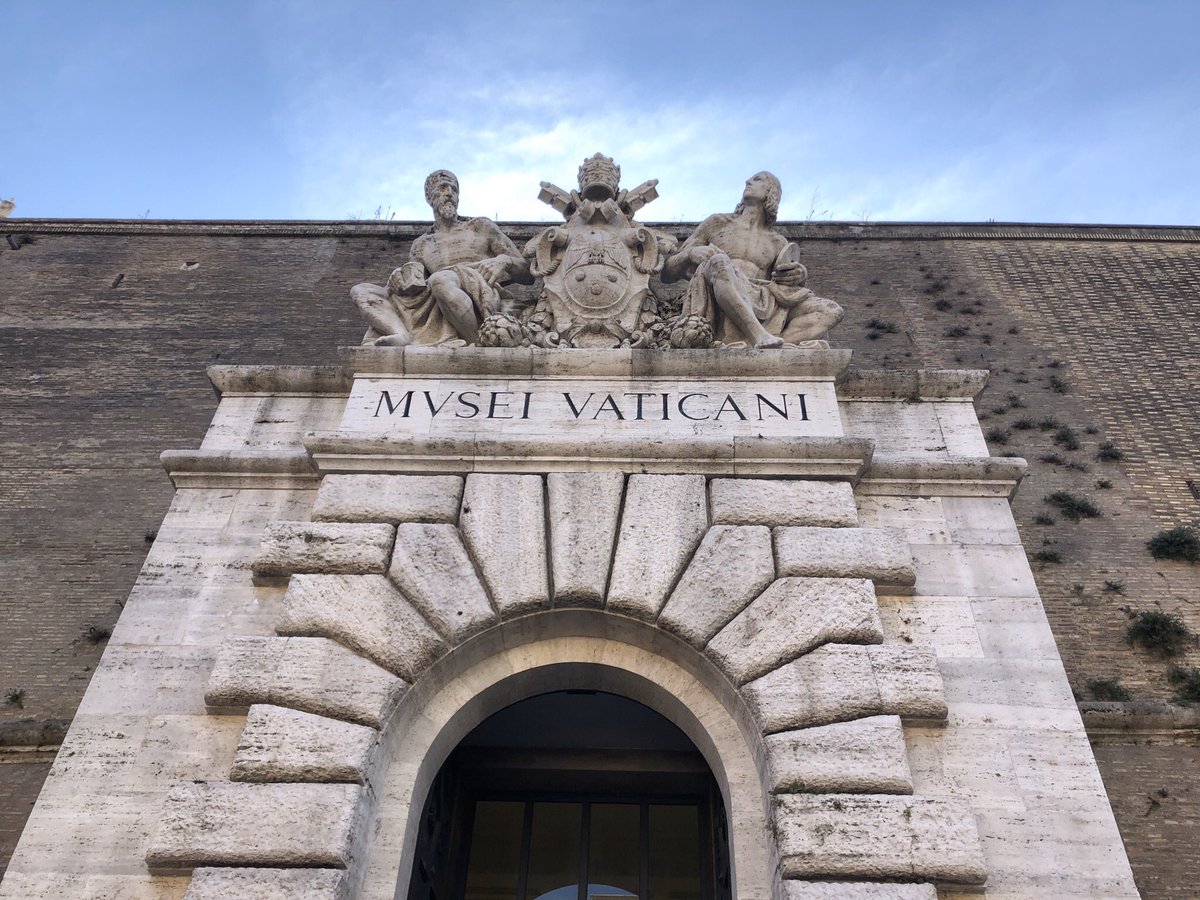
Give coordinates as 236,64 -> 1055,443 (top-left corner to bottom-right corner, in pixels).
411,218 -> 513,275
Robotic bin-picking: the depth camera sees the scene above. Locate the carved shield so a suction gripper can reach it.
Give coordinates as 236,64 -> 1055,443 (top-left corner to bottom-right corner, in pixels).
560,228 -> 633,316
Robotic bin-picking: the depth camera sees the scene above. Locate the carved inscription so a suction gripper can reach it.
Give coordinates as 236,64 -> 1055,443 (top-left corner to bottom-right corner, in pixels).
340,378 -> 842,439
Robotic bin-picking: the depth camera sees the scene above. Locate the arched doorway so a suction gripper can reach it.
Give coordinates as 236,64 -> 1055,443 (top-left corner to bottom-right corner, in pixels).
407,690 -> 732,900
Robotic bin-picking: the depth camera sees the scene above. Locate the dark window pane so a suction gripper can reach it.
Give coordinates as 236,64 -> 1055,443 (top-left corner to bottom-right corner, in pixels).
463,801 -> 525,900
528,802 -> 582,900
587,803 -> 640,898
648,805 -> 701,900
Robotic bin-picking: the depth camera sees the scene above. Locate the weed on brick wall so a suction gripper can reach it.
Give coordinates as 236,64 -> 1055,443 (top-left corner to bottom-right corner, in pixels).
1086,677 -> 1132,702
1126,610 -> 1194,656
1045,491 -> 1101,520
1168,667 -> 1200,703
1146,526 -> 1200,563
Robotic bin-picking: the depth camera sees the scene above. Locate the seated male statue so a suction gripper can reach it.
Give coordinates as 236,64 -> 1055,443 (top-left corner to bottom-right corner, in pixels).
661,171 -> 843,348
351,170 -> 531,346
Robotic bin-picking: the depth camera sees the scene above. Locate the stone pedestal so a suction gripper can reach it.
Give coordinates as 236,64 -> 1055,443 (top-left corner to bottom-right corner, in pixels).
0,348 -> 1140,900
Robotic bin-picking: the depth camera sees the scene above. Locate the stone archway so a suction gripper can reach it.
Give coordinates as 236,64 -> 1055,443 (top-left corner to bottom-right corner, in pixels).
147,472 -> 987,899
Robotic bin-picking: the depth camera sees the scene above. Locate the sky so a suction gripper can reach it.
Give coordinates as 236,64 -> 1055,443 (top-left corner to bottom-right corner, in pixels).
4,1 -> 1199,224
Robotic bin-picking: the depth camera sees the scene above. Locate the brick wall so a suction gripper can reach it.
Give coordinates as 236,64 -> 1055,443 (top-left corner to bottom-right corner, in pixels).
1,219 -> 1197,894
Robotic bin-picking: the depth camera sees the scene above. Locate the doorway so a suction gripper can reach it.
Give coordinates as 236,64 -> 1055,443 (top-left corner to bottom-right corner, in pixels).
407,691 -> 731,900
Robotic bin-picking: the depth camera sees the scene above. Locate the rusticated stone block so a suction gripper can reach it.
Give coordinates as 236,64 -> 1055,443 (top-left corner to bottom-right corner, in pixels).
186,867 -> 349,900
743,644 -> 946,733
252,521 -> 395,576
312,474 -> 462,524
766,716 -> 912,794
774,794 -> 987,884
388,523 -> 497,643
707,577 -> 883,684
278,574 -> 447,681
607,474 -> 707,620
658,525 -> 775,646
460,473 -> 550,617
710,478 -> 859,527
231,705 -> 376,784
147,782 -> 361,871
205,636 -> 405,728
774,526 -> 915,589
782,882 -> 935,899
548,471 -> 624,607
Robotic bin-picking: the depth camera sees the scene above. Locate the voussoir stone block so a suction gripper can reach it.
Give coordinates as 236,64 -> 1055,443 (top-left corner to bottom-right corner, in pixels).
147,782 -> 361,872
312,473 -> 463,524
766,716 -> 912,794
774,526 -> 915,589
278,574 -> 447,681
658,525 -> 774,647
231,705 -> 376,784
707,577 -> 883,684
742,644 -> 946,733
205,636 -> 405,728
460,473 -> 550,617
548,471 -> 624,607
711,478 -> 859,527
186,867 -> 349,900
607,474 -> 707,620
782,881 -> 936,899
774,794 -> 987,885
388,523 -> 497,643
252,521 -> 395,576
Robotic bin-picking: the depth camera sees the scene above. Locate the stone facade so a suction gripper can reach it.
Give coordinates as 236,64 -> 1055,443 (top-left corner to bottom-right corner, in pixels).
1,218 -> 1198,897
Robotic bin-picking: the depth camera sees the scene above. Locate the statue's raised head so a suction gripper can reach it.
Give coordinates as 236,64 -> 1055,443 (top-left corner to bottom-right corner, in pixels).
423,169 -> 460,205
577,153 -> 621,202
736,171 -> 782,224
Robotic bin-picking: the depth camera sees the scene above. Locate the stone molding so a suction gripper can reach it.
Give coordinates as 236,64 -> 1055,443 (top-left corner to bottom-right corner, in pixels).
837,368 -> 989,400
152,470 -> 986,896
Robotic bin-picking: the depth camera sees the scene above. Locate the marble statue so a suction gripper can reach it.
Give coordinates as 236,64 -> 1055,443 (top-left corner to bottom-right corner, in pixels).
350,170 -> 531,346
661,172 -> 843,348
522,154 -> 674,348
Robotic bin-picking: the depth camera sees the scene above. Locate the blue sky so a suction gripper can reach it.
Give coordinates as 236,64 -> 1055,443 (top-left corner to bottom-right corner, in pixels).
4,1 -> 1198,223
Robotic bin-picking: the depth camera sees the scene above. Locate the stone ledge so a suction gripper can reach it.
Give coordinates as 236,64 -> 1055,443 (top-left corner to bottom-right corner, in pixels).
774,527 -> 916,591
306,432 -> 874,478
185,867 -> 349,900
231,705 -> 376,784
205,636 -> 405,728
161,448 -> 318,488
207,365 -> 352,397
837,368 -> 988,400
707,577 -> 883,685
341,345 -> 853,379
253,522 -> 395,577
312,474 -> 463,525
1080,700 -> 1200,738
146,782 -> 361,873
858,453 -> 1027,499
774,794 -> 987,885
743,644 -> 947,732
766,716 -> 912,795
782,882 -> 936,899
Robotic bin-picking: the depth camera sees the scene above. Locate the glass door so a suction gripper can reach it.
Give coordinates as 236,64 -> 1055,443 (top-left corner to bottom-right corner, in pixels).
461,798 -> 709,900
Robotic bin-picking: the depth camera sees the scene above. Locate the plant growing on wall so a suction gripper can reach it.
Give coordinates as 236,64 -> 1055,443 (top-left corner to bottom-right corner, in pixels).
1126,611 -> 1194,656
1147,527 -> 1200,563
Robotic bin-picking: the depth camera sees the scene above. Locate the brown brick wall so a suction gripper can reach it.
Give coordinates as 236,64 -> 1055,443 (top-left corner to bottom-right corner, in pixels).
1,220 -> 1197,894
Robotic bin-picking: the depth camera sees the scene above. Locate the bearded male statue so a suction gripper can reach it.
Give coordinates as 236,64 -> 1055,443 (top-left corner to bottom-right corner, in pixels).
351,170 -> 532,346
662,171 -> 843,348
